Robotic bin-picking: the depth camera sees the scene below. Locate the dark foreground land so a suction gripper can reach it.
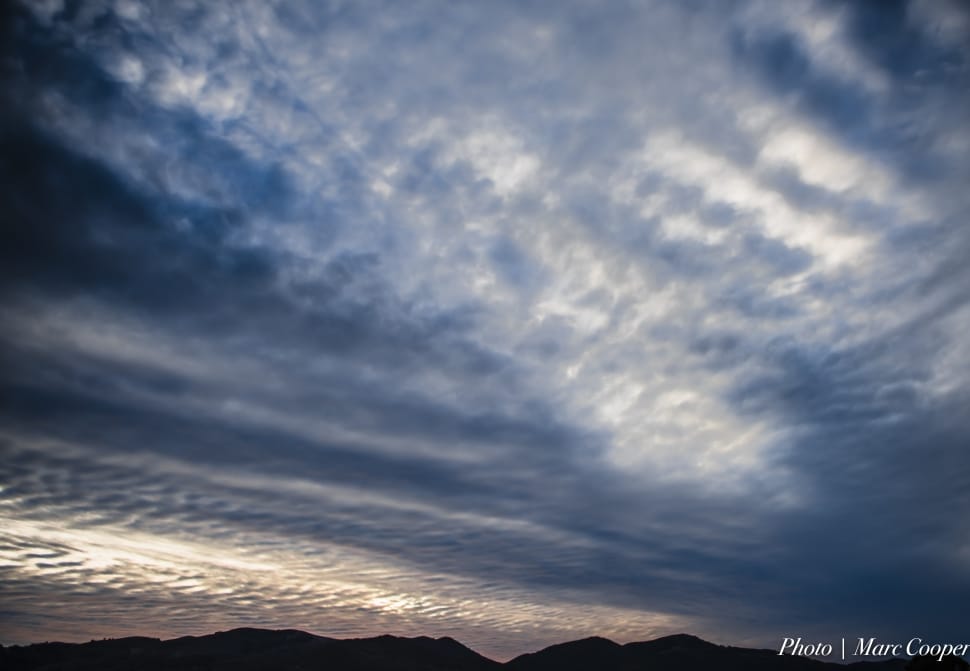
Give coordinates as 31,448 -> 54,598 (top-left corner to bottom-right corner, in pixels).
2,628 -> 966,671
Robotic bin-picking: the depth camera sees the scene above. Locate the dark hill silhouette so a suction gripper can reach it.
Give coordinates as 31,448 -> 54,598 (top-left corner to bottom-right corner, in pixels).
509,633 -> 908,671
0,629 -> 499,671
505,635 -> 624,670
904,655 -> 969,671
0,628 -> 942,671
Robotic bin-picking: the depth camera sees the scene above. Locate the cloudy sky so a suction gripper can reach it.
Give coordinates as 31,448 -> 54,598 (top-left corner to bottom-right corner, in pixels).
2,0 -> 969,661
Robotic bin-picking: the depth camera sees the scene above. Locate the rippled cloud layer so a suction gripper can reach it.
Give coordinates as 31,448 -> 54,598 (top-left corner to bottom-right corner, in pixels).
2,0 -> 969,661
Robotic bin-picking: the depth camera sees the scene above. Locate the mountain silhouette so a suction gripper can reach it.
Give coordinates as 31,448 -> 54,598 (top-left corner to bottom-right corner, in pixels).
0,628 -> 499,671
508,633 -> 910,671
2,628 -> 957,670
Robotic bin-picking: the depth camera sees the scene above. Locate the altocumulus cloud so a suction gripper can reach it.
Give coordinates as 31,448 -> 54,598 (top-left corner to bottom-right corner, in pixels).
1,0 -> 969,661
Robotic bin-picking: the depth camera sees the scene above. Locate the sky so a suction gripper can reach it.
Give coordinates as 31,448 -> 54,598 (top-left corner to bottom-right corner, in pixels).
1,0 -> 969,662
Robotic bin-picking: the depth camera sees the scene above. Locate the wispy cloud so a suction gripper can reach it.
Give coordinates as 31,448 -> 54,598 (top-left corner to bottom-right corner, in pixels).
2,0 -> 969,660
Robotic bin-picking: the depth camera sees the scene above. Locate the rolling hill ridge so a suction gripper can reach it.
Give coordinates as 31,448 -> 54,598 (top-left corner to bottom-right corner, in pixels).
3,628 -> 965,670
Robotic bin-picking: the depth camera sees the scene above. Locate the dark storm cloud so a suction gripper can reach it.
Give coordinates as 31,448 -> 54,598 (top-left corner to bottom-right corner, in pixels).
2,0 -> 970,661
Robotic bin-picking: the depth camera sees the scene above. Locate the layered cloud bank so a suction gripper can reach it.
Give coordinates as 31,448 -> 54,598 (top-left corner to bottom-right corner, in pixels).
2,0 -> 969,661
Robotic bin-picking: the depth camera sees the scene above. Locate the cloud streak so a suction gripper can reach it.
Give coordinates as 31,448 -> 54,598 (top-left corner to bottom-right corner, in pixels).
2,0 -> 969,661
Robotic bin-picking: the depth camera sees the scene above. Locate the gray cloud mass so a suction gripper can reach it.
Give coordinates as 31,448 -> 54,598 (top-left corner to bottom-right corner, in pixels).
1,0 -> 969,661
